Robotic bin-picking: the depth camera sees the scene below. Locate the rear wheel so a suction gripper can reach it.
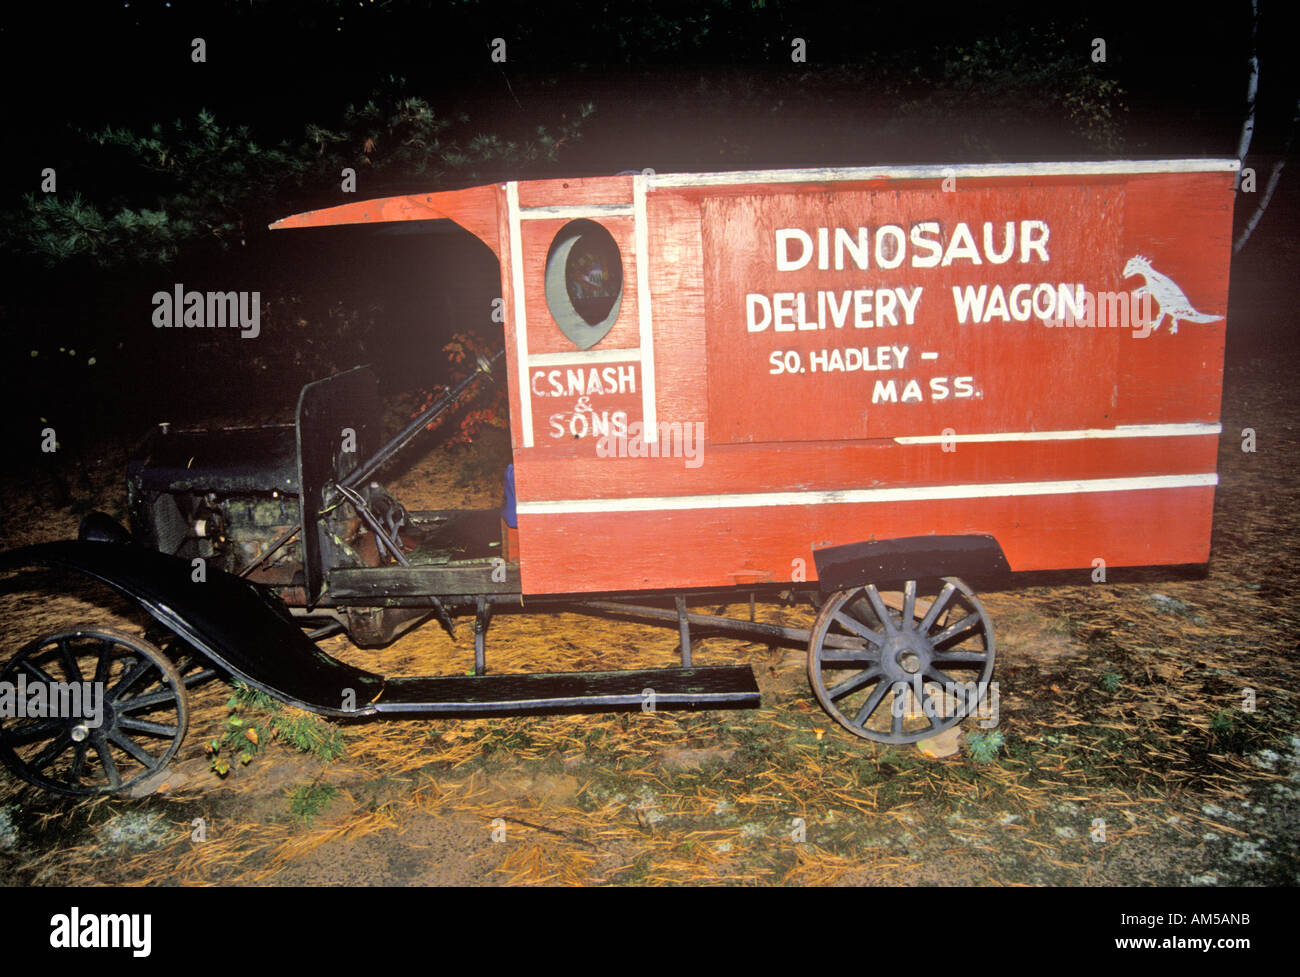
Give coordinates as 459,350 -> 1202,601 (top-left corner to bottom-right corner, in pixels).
0,627 -> 189,797
807,578 -> 995,744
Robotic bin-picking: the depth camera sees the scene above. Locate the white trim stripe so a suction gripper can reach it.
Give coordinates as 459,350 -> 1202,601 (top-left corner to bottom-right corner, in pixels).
633,174 -> 658,443
528,347 -> 642,366
519,204 -> 635,219
506,182 -> 533,448
647,159 -> 1239,189
894,423 -> 1221,445
516,473 -> 1218,515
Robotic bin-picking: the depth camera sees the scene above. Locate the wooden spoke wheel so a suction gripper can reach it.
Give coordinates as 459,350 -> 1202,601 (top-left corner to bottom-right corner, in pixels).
807,578 -> 995,744
0,627 -> 189,797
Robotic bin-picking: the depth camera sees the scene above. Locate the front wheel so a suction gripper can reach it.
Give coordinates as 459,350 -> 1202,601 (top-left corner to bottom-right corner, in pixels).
807,578 -> 996,744
0,626 -> 189,797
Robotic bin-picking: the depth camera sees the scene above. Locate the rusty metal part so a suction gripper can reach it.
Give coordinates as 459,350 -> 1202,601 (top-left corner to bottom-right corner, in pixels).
575,599 -> 863,651
238,352 -> 501,580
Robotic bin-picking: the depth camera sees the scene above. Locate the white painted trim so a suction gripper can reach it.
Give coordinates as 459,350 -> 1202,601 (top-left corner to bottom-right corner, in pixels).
516,473 -> 1218,515
528,347 -> 642,366
633,174 -> 658,443
519,204 -> 635,219
506,182 -> 533,448
893,423 -> 1222,445
647,159 -> 1239,190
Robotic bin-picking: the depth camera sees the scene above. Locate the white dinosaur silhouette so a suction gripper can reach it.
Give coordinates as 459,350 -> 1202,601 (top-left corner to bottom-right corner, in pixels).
1122,255 -> 1223,334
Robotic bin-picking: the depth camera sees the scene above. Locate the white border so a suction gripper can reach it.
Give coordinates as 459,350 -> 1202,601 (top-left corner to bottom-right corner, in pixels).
894,423 -> 1221,445
528,347 -> 643,367
519,204 -> 635,219
633,174 -> 658,443
506,182 -> 533,447
508,181 -> 657,448
516,473 -> 1217,515
648,159 -> 1239,189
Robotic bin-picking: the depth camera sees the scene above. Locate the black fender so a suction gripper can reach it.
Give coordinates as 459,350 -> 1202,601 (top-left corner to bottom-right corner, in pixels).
813,534 -> 1011,594
0,540 -> 384,717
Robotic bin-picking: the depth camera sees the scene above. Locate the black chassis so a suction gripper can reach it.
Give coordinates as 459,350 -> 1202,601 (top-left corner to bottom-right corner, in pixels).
0,359 -> 1014,799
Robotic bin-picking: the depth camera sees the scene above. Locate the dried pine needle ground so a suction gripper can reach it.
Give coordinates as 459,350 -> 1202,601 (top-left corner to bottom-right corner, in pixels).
1,356 -> 1298,885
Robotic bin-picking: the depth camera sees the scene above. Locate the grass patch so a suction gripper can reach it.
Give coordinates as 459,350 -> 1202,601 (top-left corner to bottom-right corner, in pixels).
207,682 -> 347,776
1208,708 -> 1265,754
964,730 -> 1005,764
272,713 -> 346,762
288,782 -> 339,823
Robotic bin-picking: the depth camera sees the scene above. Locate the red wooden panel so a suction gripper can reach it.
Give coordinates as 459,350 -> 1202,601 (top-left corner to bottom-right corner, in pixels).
701,184 -> 1123,444
498,185 -> 528,455
493,165 -> 1234,597
526,360 -> 643,448
514,433 -> 1220,500
516,487 -> 1216,594
518,216 -> 642,356
660,172 -> 1129,206
643,191 -> 709,434
1116,171 -> 1234,424
270,185 -> 502,258
517,175 -> 635,209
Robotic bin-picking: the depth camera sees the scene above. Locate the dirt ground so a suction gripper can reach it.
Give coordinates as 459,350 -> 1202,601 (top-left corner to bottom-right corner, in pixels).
0,340 -> 1297,887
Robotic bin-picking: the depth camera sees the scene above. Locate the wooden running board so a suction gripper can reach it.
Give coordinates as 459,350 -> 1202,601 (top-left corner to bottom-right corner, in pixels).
371,665 -> 760,716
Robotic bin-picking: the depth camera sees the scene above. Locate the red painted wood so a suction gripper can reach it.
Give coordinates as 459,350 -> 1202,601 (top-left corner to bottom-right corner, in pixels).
1116,172 -> 1233,424
660,171 -> 1176,204
272,165 -> 1236,598
525,362 -> 643,446
702,184 -> 1123,443
514,434 -> 1220,500
515,486 -> 1216,594
519,215 -> 642,357
516,175 -> 635,208
270,185 -> 502,257
497,183 -> 532,467
505,167 -> 1234,594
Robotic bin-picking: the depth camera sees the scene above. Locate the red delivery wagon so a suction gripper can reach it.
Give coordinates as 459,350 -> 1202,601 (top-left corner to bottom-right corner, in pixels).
0,159 -> 1236,796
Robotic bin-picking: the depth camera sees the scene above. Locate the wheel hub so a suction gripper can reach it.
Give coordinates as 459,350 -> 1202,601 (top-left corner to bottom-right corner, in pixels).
882,632 -> 931,681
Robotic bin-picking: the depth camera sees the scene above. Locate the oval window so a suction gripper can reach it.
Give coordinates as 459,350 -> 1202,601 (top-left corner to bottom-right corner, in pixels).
544,220 -> 624,349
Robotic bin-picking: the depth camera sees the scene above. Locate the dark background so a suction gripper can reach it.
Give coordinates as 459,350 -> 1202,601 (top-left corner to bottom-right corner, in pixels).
0,0 -> 1294,461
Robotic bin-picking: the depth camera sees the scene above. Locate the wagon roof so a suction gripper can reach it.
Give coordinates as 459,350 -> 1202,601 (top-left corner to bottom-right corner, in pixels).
269,182 -> 502,253
268,158 -> 1239,252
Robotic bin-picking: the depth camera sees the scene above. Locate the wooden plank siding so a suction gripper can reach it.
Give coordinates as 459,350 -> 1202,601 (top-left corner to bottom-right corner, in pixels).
505,163 -> 1235,594
271,160 -> 1237,597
